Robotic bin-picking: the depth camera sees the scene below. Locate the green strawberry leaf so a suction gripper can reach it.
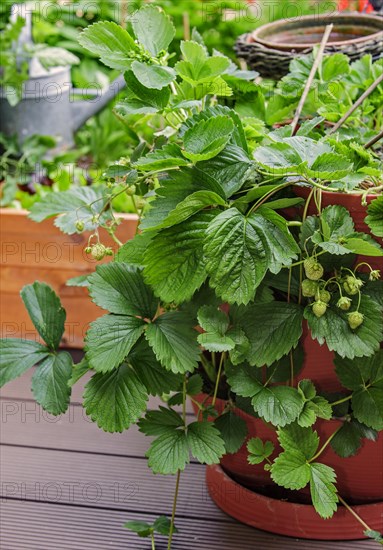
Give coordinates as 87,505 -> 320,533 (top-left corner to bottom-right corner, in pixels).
247,437 -> 274,464
352,388 -> 383,431
236,302 -> 303,367
176,54 -> 230,85
331,418 -> 378,458
309,463 -> 338,519
306,153 -> 352,180
197,305 -> 229,335
31,351 -> 72,415
254,141 -> 303,175
145,190 -> 225,231
116,70 -> 170,115
0,339 -> 49,387
144,211 -> 217,303
251,386 -> 304,427
124,520 -> 152,538
131,61 -> 176,90
140,167 -> 225,231
153,516 -> 177,536
364,530 -> 383,544
84,363 -> 148,432
226,363 -> 263,398
215,411 -> 248,454
278,424 -> 320,459
85,315 -> 145,373
271,450 -> 311,489
204,208 -> 268,305
297,381 -> 332,427
145,312 -> 199,374
89,263 -> 158,319
342,234 -> 383,257
138,407 -> 184,437
196,145 -> 252,197
182,116 -> 234,162
147,429 -> 189,474
115,233 -> 152,266
226,364 -> 304,426
132,144 -> 190,171
197,332 -> 236,352
29,187 -> 109,235
128,339 -> 181,396
187,421 -> 226,464
78,21 -> 138,70
250,207 -> 300,273
336,352 -> 383,430
365,196 -> 383,238
20,282 -> 66,350
130,6 -> 175,56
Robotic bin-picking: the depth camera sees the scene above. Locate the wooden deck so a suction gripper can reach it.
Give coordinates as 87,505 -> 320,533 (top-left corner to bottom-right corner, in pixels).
0,352 -> 376,549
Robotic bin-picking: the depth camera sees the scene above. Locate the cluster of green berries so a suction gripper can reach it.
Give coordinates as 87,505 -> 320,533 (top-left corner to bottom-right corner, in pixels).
302,257 -> 366,330
85,243 -> 113,261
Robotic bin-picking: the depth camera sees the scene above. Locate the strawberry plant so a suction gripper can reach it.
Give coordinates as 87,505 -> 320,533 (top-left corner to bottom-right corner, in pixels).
1,6 -> 383,547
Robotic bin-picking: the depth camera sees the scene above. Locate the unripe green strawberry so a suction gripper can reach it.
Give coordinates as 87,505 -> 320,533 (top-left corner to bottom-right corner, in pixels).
369,270 -> 381,281
105,247 -> 114,256
312,301 -> 327,318
347,311 -> 364,330
318,289 -> 331,304
304,257 -> 324,281
343,276 -> 363,295
337,297 -> 352,311
84,246 -> 92,254
126,184 -> 136,196
75,220 -> 84,232
301,279 -> 318,297
90,243 -> 107,261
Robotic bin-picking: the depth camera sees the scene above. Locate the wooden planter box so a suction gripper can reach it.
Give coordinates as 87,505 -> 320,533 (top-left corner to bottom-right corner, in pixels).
0,208 -> 138,348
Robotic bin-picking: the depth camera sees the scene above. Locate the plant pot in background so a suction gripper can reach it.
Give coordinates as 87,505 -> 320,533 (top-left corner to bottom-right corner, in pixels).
235,13 -> 383,79
0,208 -> 138,348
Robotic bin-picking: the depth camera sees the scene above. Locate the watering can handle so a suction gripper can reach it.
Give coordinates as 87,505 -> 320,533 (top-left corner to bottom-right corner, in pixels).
71,74 -> 126,132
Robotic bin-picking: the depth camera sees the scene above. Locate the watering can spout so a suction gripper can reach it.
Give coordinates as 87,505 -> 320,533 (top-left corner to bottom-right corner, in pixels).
71,74 -> 126,132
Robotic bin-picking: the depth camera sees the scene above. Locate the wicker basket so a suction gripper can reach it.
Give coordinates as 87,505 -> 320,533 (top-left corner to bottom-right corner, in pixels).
235,12 -> 383,79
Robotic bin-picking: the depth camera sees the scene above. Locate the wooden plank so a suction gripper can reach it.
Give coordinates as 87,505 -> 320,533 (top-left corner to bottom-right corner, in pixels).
3,500 -> 371,550
0,368 -> 194,412
0,292 -> 103,348
0,208 -> 138,269
0,445 -> 223,520
0,208 -> 138,347
0,399 -> 197,459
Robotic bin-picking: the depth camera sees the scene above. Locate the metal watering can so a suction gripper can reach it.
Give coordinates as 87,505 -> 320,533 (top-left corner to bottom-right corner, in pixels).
0,4 -> 125,152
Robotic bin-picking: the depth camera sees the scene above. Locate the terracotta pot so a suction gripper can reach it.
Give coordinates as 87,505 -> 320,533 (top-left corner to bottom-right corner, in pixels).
206,464 -> 383,540
0,208 -> 138,348
294,186 -> 383,271
193,395 -> 383,503
296,322 -> 340,393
